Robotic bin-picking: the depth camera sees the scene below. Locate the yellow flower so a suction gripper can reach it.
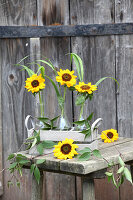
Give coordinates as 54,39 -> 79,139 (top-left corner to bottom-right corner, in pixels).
101,129 -> 119,143
53,138 -> 78,160
25,74 -> 45,93
56,69 -> 77,87
75,82 -> 97,94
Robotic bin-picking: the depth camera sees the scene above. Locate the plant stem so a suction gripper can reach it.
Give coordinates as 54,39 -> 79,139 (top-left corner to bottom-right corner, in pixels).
79,103 -> 84,120
62,86 -> 67,116
39,91 -> 44,117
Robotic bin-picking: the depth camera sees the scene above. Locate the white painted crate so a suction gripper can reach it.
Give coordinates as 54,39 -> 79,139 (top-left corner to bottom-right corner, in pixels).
25,115 -> 102,155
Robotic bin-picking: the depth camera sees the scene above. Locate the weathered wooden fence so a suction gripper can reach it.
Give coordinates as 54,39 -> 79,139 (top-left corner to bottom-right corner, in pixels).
0,0 -> 133,200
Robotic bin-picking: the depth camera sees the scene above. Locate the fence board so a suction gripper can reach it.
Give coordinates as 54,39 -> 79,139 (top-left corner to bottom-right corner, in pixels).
0,0 -> 38,200
70,0 -> 119,200
38,1 -> 76,200
115,0 -> 133,199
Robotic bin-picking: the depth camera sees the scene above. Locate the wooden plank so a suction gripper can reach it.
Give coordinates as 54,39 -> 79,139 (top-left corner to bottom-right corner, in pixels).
82,178 -> 95,200
20,139 -> 133,176
70,0 -> 117,199
0,36 -> 3,196
0,1 -> 38,200
38,1 -> 75,200
115,1 -> 133,199
1,23 -> 133,38
31,171 -> 43,200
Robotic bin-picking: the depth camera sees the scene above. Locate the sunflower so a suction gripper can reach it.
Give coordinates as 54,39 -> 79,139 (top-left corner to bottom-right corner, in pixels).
75,82 -> 97,94
25,74 -> 45,93
56,69 -> 77,87
101,129 -> 119,143
53,138 -> 78,160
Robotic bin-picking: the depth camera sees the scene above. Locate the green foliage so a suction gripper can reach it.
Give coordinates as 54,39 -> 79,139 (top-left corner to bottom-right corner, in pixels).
73,112 -> 93,139
105,156 -> 132,188
77,148 -> 101,161
70,53 -> 84,82
38,116 -> 59,130
95,77 -> 119,88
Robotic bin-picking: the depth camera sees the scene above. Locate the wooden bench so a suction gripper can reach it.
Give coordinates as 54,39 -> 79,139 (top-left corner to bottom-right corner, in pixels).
18,138 -> 133,200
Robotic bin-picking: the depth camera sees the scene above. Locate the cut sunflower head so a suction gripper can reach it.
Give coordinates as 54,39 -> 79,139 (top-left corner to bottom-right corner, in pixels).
25,74 -> 45,93
53,138 -> 78,160
101,129 -> 119,143
56,69 -> 77,87
75,82 -> 97,94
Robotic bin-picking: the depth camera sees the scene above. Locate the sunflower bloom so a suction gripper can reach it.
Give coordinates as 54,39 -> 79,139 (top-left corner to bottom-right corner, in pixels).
75,82 -> 97,94
56,69 -> 77,87
25,74 -> 45,93
101,129 -> 119,143
53,138 -> 78,160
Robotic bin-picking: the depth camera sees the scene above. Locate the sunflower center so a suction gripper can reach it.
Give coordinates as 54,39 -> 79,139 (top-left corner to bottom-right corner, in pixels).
61,144 -> 72,154
107,132 -> 113,139
62,73 -> 72,82
80,85 -> 90,90
31,80 -> 39,87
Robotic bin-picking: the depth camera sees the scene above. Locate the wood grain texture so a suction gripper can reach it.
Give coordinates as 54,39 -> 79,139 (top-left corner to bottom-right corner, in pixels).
0,1 -> 38,200
0,39 -> 35,200
115,1 -> 133,199
82,178 -> 95,200
2,23 -> 133,38
0,0 -> 37,26
0,37 -> 3,196
38,1 -> 76,200
70,0 -> 117,199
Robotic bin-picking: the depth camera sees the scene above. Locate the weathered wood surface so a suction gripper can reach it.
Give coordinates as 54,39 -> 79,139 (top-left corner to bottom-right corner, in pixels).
0,37 -> 3,196
82,178 -> 95,200
115,1 -> 133,199
31,171 -> 43,200
70,0 -> 117,199
0,0 -> 38,200
19,138 -> 133,175
39,1 -> 76,200
1,23 -> 133,38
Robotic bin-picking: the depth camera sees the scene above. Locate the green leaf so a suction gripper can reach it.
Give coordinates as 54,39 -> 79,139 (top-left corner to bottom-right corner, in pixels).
75,95 -> 86,106
88,93 -> 93,101
37,66 -> 45,77
7,181 -> 13,188
42,141 -> 56,149
95,77 -> 119,88
124,167 -> 133,184
37,143 -> 44,155
34,166 -> 40,184
9,162 -> 17,170
31,138 -> 37,149
19,160 -> 30,165
18,167 -> 23,176
17,55 -> 29,64
73,120 -> 85,126
26,136 -> 35,140
68,86 -> 76,91
107,175 -> 112,183
51,115 -> 60,122
78,147 -> 92,154
80,128 -> 91,136
78,152 -> 91,161
86,112 -> 93,121
118,156 -> 125,167
85,121 -> 91,129
37,60 -> 57,74
70,53 -> 84,82
117,166 -> 124,174
30,164 -> 36,174
16,181 -> 20,189
105,172 -> 113,176
36,159 -> 45,165
111,174 -> 117,188
16,64 -> 34,77
7,154 -> 15,160
92,149 -> 102,158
